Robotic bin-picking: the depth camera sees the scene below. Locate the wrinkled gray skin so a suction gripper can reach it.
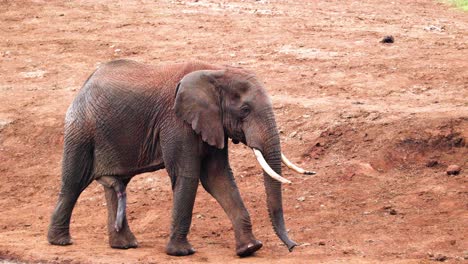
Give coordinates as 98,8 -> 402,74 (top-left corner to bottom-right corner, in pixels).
47,60 -> 297,257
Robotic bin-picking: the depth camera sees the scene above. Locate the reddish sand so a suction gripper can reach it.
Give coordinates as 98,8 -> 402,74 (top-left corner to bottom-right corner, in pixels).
0,0 -> 467,263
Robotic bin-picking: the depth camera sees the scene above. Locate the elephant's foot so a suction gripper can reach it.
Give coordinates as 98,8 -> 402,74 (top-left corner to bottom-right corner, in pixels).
47,226 -> 73,246
109,229 -> 138,249
236,239 -> 263,257
166,238 -> 196,256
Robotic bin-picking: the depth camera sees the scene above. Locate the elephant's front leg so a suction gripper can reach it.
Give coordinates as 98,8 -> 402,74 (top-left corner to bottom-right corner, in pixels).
200,148 -> 262,257
101,177 -> 138,249
166,175 -> 199,256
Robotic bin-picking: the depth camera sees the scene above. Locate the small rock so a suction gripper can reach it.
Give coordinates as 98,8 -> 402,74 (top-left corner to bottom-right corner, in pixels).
318,241 -> 325,246
297,196 -> 305,202
380,35 -> 394,43
301,242 -> 311,247
426,160 -> 438,167
424,25 -> 445,32
289,131 -> 298,138
20,70 -> 46,78
430,253 -> 448,262
383,206 -> 397,215
0,119 -> 13,131
446,165 -> 461,175
196,214 -> 204,219
367,112 -> 381,121
2,50 -> 11,57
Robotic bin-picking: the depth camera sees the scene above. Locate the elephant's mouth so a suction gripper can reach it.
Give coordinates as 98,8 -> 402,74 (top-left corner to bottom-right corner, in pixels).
230,134 -> 246,145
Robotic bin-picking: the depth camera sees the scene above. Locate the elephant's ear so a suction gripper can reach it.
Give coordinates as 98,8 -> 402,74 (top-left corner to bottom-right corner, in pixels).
174,70 -> 225,149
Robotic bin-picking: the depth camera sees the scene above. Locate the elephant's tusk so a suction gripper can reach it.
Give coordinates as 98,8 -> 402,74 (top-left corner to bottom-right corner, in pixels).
281,153 -> 316,175
252,149 -> 292,184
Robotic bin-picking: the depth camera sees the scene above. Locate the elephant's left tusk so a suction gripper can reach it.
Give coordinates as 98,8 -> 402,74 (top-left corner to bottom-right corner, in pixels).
281,153 -> 316,175
252,149 -> 292,184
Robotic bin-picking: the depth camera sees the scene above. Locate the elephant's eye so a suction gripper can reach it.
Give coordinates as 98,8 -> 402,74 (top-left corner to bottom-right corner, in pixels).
240,105 -> 251,118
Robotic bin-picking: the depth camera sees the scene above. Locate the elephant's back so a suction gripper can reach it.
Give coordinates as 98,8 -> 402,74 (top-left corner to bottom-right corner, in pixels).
65,60 -> 221,175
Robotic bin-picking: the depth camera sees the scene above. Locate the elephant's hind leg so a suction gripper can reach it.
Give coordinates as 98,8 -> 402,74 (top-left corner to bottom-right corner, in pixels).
48,136 -> 94,246
100,177 -> 137,249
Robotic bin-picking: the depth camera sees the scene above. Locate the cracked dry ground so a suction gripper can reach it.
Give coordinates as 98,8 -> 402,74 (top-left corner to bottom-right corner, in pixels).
0,0 -> 467,263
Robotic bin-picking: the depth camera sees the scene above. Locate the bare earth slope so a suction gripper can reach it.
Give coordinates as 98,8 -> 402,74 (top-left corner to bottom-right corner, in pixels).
0,0 -> 467,263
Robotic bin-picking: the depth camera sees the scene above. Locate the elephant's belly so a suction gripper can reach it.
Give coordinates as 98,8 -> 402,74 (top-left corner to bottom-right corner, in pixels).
129,162 -> 166,175
93,133 -> 165,177
93,152 -> 165,177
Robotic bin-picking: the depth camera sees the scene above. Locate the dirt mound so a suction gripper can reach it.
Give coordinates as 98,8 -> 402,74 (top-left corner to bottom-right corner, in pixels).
302,117 -> 467,173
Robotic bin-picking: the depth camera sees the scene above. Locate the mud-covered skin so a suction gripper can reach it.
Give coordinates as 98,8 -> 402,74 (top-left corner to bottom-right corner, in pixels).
47,60 -> 295,256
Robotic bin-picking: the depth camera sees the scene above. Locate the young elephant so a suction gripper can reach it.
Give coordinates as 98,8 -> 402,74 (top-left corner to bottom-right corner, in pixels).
47,60 -> 314,257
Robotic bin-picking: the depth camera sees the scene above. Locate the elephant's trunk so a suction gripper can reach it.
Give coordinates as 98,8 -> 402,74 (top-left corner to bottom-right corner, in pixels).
259,115 -> 297,251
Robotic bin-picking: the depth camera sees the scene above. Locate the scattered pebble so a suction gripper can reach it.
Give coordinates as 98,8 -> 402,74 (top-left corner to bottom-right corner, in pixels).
301,242 -> 311,247
389,209 -> 397,215
297,196 -> 305,202
426,160 -> 438,167
424,25 -> 445,32
318,241 -> 326,246
2,50 -> 11,57
380,35 -> 394,43
383,206 -> 398,215
429,253 -> 448,262
289,131 -> 298,138
446,165 -> 461,175
0,119 -> 13,131
20,70 -> 46,78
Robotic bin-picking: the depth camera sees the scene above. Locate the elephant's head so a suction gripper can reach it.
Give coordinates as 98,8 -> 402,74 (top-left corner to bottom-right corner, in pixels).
174,67 -> 315,251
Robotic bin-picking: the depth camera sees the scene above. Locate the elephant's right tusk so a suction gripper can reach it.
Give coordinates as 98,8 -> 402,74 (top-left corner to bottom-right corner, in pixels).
281,153 -> 316,175
252,149 -> 292,184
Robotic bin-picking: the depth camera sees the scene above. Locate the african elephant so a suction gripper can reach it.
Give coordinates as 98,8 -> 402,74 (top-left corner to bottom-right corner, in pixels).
47,59 -> 314,257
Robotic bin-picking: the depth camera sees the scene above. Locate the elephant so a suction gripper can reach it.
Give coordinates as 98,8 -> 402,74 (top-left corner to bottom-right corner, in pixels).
47,59 -> 315,257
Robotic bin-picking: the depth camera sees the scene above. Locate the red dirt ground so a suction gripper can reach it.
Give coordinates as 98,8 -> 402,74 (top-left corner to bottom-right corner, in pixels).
1,0 -> 467,263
